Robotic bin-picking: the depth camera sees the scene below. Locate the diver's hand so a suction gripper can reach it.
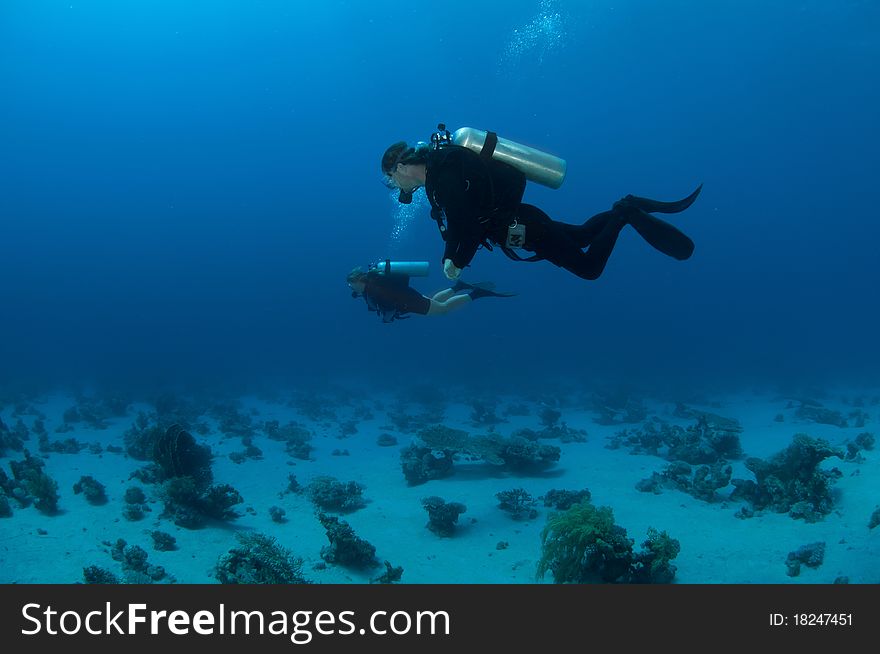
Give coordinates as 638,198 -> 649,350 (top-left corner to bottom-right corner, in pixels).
443,259 -> 462,280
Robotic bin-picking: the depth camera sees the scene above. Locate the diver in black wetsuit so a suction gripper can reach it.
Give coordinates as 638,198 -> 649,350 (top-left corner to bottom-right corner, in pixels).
347,267 -> 513,323
381,140 -> 701,281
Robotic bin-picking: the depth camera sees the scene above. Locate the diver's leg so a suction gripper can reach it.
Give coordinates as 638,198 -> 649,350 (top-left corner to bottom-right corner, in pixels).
431,288 -> 456,302
536,215 -> 629,280
563,205 -> 694,260
426,294 -> 473,316
563,210 -> 620,248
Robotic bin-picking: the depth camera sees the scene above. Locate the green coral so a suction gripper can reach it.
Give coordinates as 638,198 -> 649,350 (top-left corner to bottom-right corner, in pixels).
537,500 -> 634,583
537,501 -> 680,584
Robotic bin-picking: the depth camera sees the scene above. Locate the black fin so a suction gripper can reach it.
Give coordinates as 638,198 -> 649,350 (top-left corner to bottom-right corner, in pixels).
621,183 -> 703,214
455,280 -> 496,293
468,282 -> 517,300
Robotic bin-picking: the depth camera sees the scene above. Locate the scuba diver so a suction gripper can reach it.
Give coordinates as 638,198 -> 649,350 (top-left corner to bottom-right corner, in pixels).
348,260 -> 514,323
381,124 -> 702,281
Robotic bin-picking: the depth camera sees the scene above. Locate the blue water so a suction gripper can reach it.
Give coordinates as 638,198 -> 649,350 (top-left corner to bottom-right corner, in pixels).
2,0 -> 878,393
1,1 -> 879,587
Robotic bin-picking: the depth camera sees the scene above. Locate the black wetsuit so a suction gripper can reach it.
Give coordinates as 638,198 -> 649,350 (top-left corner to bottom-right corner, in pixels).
424,145 -> 699,280
361,274 -> 430,323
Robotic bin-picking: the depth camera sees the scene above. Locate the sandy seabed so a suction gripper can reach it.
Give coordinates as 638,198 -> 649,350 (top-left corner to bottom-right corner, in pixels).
1,384 -> 877,585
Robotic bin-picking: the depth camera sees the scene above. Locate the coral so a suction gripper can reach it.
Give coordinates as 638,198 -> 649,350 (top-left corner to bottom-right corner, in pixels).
39,435 -> 89,454
0,467 -> 28,508
421,496 -> 467,537
496,437 -> 561,471
122,544 -> 149,573
110,539 -> 169,583
845,432 -> 875,462
515,424 -> 587,443
82,566 -> 120,584
0,416 -> 26,455
152,424 -> 213,488
317,513 -> 379,570
150,530 -> 177,551
469,398 -> 506,427
795,404 -> 847,427
124,486 -> 147,505
538,500 -> 681,584
867,508 -> 880,530
590,390 -> 648,425
264,420 -> 313,460
400,444 -> 454,486
496,488 -> 538,520
122,485 -> 150,521
370,561 -> 404,584
638,461 -> 732,503
200,484 -> 244,521
307,476 -> 366,513
229,434 -> 263,463
539,406 -> 562,427
285,473 -> 302,494
159,476 -> 203,528
608,414 -> 741,465
215,532 -> 308,584
630,528 -> 681,584
417,425 -> 470,450
543,488 -> 592,511
410,426 -> 562,476
151,393 -> 210,431
386,405 -> 446,434
269,505 -> 287,523
122,504 -> 146,521
730,433 -> 843,521
606,423 -> 664,456
288,389 -> 338,422
856,431 -> 875,451
213,403 -> 256,439
376,433 -> 398,447
338,419 -> 359,438
159,477 -> 243,527
0,490 -> 11,517
73,475 -> 108,505
670,414 -> 742,463
785,541 -> 826,577
537,500 -> 634,584
61,392 -> 130,431
10,451 -> 59,514
123,412 -> 164,460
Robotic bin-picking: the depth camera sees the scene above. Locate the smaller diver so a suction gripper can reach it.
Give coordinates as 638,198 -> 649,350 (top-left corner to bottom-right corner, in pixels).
347,260 -> 514,323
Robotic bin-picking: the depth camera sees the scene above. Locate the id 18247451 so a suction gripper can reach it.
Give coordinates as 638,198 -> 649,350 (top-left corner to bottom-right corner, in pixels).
770,613 -> 853,627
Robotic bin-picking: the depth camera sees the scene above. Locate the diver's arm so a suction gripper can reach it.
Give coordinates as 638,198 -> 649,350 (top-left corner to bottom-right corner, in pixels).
434,167 -> 485,269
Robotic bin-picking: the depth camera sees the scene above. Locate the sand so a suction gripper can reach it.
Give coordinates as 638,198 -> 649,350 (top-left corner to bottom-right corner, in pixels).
1,385 -> 877,585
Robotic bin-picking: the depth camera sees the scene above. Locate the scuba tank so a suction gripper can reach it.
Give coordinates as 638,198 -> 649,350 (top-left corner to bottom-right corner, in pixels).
433,124 -> 567,189
368,259 -> 430,277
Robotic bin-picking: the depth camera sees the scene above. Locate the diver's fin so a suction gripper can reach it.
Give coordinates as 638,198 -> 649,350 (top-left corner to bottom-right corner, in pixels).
621,183 -> 703,214
453,280 -> 496,293
468,282 -> 516,300
627,209 -> 695,260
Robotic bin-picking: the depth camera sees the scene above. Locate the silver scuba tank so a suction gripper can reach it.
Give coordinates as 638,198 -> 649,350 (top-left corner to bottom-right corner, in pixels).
369,260 -> 430,277
451,126 -> 567,189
